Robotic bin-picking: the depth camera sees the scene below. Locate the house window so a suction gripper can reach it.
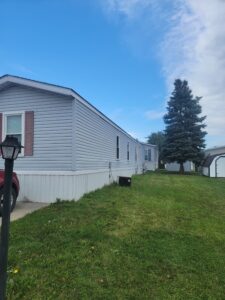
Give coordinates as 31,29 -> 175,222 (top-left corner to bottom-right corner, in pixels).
148,149 -> 151,161
145,148 -> 151,161
116,136 -> 120,159
145,149 -> 148,161
3,112 -> 24,154
127,142 -> 129,160
135,146 -> 137,161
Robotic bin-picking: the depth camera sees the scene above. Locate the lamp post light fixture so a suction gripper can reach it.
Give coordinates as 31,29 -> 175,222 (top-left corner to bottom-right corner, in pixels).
0,136 -> 23,300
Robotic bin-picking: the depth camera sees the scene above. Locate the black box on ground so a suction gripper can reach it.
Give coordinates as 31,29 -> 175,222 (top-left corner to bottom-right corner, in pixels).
119,176 -> 131,187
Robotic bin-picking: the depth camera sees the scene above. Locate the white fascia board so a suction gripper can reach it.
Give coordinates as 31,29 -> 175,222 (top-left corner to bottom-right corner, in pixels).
0,75 -> 73,97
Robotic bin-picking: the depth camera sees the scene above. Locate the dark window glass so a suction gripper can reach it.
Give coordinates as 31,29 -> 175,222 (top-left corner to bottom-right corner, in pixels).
116,136 -> 120,159
148,149 -> 151,161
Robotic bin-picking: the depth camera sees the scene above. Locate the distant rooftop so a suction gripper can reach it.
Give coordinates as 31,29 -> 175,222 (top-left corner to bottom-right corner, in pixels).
203,153 -> 225,167
205,145 -> 225,151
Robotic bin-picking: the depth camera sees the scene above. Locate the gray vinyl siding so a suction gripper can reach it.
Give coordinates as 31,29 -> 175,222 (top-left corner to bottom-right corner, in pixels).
74,99 -> 140,171
0,85 -> 73,171
0,83 -> 158,173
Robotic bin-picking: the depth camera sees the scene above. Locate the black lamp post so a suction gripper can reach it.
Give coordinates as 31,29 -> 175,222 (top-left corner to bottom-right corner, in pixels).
0,136 -> 23,300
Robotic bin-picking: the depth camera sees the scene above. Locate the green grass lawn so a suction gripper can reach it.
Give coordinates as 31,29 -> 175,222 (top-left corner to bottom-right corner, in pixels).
7,173 -> 225,299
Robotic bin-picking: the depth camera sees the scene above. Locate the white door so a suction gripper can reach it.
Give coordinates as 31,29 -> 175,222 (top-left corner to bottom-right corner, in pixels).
216,156 -> 225,177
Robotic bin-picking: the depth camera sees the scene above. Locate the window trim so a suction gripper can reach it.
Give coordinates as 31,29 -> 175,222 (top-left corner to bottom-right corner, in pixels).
2,111 -> 25,157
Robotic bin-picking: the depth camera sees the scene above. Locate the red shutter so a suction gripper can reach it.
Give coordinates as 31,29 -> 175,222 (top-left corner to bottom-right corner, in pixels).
0,113 -> 2,143
24,111 -> 34,156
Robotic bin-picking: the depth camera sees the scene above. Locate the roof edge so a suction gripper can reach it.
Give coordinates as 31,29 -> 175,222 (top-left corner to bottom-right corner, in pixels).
0,74 -> 152,145
0,74 -> 74,97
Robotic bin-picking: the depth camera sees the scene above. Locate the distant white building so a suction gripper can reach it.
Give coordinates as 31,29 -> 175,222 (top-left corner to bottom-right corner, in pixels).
165,161 -> 194,172
205,145 -> 225,156
202,145 -> 225,177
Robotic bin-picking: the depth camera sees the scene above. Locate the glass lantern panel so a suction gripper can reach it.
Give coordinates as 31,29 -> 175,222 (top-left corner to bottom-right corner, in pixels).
13,148 -> 20,160
2,146 -> 14,159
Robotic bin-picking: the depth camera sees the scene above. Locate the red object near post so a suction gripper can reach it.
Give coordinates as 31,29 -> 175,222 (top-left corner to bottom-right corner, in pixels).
0,170 -> 20,216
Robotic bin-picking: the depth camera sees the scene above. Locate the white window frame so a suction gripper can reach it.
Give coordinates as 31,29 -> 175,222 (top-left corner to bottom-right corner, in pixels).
2,111 -> 25,157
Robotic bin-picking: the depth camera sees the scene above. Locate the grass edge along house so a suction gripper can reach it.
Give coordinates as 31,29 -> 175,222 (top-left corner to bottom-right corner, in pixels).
0,75 -> 158,203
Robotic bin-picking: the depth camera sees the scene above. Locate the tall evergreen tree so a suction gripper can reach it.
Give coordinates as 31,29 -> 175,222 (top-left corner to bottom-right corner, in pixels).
163,79 -> 207,173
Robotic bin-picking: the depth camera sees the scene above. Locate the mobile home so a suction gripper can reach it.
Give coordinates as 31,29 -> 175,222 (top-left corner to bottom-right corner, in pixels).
0,75 -> 158,202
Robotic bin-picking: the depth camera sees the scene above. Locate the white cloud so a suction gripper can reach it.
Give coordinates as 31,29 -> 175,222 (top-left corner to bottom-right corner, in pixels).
100,0 -> 153,19
99,0 -> 225,146
161,0 -> 225,142
145,110 -> 164,120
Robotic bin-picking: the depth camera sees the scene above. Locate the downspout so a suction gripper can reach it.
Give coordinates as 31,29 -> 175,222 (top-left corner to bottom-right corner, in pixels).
109,161 -> 112,182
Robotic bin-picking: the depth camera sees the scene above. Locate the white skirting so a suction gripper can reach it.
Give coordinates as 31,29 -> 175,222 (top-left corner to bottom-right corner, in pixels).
16,167 -> 140,203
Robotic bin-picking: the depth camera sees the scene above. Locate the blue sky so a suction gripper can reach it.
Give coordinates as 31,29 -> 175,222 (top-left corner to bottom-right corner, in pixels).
1,0 -> 225,147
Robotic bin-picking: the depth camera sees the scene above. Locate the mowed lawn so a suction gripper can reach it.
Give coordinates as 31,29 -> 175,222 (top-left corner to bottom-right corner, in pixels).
7,173 -> 225,299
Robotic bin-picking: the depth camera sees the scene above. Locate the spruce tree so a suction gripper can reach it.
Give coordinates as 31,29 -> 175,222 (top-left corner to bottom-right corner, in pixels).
163,79 -> 207,173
